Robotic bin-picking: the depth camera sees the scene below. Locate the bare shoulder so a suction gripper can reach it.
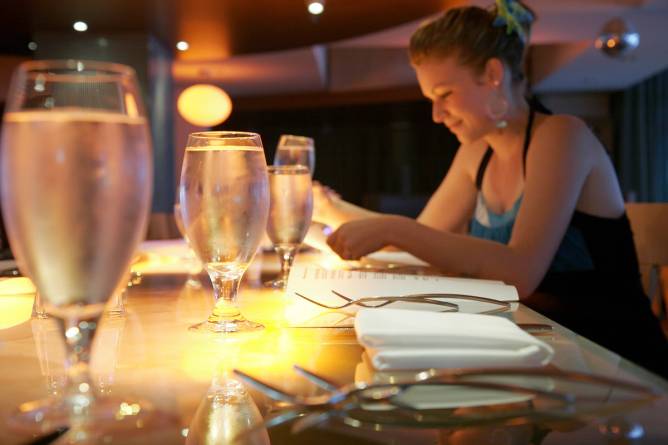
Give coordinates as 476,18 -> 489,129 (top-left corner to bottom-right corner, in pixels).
535,114 -> 591,139
531,113 -> 600,160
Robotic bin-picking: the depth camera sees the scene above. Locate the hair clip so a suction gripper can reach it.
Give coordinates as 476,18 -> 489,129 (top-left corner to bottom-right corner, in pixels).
493,0 -> 534,44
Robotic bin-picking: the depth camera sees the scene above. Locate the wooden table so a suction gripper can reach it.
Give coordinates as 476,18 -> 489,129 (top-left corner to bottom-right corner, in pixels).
1,249 -> 667,444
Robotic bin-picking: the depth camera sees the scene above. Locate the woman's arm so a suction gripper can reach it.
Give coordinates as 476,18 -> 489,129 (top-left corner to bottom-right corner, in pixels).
328,116 -> 597,298
311,182 -> 380,228
314,140 -> 482,232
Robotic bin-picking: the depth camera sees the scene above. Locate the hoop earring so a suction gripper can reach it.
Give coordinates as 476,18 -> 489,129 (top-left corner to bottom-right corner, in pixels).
486,88 -> 509,129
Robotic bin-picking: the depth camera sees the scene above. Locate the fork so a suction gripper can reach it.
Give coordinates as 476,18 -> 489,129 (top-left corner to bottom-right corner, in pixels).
295,290 -> 512,314
234,368 -> 572,408
294,291 -> 459,311
414,366 -> 658,397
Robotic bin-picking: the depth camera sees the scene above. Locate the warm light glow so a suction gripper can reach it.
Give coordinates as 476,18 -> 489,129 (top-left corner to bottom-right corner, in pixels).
124,93 -> 139,118
0,292 -> 34,330
177,84 -> 233,127
307,1 -> 324,15
73,21 -> 88,32
176,41 -> 189,51
607,38 -> 616,48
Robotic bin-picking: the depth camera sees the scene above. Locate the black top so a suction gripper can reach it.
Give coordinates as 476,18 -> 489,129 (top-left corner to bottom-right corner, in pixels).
473,102 -> 668,378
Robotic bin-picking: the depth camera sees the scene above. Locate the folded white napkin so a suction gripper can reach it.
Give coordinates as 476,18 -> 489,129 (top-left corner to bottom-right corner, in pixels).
364,251 -> 429,267
355,309 -> 553,370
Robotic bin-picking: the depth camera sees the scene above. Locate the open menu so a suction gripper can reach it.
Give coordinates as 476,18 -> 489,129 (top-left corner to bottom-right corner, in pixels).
284,265 -> 519,327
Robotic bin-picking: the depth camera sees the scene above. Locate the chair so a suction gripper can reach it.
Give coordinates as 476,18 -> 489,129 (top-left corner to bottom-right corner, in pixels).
625,203 -> 668,319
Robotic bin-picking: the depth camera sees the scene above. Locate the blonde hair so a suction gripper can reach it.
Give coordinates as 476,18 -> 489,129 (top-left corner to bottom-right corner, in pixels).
409,3 -> 534,83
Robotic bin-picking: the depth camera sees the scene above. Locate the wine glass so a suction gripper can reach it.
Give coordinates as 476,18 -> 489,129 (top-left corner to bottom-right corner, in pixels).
178,131 -> 269,333
264,166 -> 313,289
0,60 -> 155,437
186,376 -> 270,445
274,134 -> 315,176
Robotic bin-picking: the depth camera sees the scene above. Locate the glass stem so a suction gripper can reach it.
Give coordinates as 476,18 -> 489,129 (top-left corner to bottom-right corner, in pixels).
275,246 -> 297,284
208,271 -> 243,322
56,314 -> 100,428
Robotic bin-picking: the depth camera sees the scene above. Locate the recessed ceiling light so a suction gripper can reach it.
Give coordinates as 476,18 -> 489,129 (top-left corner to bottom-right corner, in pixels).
28,41 -> 37,51
73,21 -> 88,32
307,0 -> 324,15
176,41 -> 189,51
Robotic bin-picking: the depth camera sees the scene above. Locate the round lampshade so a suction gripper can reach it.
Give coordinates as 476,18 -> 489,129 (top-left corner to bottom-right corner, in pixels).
177,84 -> 233,127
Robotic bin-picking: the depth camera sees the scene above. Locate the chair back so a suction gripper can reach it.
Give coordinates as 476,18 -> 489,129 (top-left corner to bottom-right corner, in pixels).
626,203 -> 668,318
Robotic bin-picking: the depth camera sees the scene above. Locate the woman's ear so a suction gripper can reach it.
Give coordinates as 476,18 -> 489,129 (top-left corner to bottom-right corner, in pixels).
483,58 -> 505,87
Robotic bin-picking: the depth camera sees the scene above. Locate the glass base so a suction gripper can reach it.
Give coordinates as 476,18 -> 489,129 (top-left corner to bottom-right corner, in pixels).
189,318 -> 264,334
8,395 -> 173,437
263,277 -> 287,290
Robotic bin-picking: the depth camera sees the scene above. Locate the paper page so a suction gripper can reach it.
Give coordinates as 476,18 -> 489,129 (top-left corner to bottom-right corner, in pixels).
284,265 -> 518,327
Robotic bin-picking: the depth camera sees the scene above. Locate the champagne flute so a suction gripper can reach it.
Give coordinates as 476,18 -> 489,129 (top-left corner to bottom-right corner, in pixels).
178,131 -> 269,333
265,165 -> 313,289
274,134 -> 315,176
0,60 -> 156,437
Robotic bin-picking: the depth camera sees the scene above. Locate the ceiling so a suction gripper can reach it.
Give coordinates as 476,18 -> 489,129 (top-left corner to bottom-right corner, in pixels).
1,0 -> 668,101
0,0 -> 450,56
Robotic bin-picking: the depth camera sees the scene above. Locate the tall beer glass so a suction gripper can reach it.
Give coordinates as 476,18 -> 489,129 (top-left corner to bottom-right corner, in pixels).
1,60 -> 153,436
265,166 -> 313,289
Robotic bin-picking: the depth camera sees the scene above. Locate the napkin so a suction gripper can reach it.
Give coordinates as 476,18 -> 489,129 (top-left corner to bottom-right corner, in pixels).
355,309 -> 553,370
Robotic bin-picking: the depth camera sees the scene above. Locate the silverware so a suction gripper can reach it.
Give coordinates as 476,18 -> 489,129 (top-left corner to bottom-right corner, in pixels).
23,426 -> 69,445
232,365 -> 657,441
516,323 -> 553,333
233,369 -> 404,408
294,291 -> 458,311
414,367 -> 658,398
294,290 -> 512,314
231,365 -> 575,440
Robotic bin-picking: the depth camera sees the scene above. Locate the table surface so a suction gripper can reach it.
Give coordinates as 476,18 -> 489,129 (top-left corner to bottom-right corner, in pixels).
1,248 -> 667,445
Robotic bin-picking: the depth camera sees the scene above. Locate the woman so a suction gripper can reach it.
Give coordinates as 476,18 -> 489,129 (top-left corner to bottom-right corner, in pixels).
317,1 -> 668,377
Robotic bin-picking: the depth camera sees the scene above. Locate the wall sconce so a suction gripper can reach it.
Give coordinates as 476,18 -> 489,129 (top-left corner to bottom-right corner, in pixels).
177,84 -> 233,127
307,0 -> 325,15
595,18 -> 640,58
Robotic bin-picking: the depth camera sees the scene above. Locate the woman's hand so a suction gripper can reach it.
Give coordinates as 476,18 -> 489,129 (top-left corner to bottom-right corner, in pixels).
312,181 -> 342,226
326,215 -> 411,260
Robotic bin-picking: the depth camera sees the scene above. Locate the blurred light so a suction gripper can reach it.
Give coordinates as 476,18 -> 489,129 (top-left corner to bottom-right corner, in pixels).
0,296 -> 34,330
28,41 -> 37,51
177,84 -> 233,127
73,21 -> 88,32
595,17 -> 639,58
307,0 -> 324,15
124,93 -> 139,117
176,41 -> 189,51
